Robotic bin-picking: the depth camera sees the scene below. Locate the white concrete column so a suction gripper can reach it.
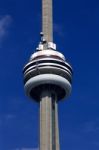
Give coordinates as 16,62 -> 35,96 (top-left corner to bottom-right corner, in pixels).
40,91 -> 52,150
40,90 -> 60,150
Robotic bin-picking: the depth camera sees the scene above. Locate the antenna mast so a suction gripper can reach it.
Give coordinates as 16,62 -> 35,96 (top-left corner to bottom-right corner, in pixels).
42,0 -> 53,42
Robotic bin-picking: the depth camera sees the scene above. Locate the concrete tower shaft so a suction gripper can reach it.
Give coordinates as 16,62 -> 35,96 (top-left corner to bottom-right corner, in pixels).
23,0 -> 73,150
40,91 -> 59,150
42,0 -> 53,42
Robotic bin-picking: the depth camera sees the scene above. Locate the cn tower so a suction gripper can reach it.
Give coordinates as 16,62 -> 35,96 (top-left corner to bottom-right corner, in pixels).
23,0 -> 73,150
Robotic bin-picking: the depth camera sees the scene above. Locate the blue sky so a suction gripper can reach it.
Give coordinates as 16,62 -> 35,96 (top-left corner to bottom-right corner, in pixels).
0,0 -> 99,150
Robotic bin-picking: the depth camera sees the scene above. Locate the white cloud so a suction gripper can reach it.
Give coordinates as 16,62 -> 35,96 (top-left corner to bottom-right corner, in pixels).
21,148 -> 39,150
14,148 -> 39,150
83,119 -> 99,133
93,141 -> 99,147
0,114 -> 16,125
0,15 -> 12,43
54,23 -> 64,37
5,114 -> 16,120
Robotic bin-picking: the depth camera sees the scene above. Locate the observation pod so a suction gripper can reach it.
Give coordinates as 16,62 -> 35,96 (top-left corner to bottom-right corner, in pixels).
23,48 -> 73,102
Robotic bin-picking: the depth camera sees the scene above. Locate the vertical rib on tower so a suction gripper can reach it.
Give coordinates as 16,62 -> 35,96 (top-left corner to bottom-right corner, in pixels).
42,0 -> 53,42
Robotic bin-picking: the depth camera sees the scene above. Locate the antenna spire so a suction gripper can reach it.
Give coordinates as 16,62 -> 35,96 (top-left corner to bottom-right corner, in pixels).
42,0 -> 53,42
